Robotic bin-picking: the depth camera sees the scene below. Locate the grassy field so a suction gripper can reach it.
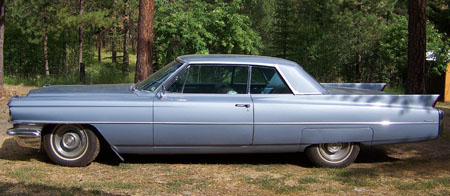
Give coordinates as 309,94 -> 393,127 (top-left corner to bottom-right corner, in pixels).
0,86 -> 449,195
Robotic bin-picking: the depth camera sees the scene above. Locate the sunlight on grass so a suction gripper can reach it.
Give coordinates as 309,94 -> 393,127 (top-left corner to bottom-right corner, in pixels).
326,168 -> 378,187
243,175 -> 304,194
166,178 -> 207,192
81,180 -> 140,190
298,176 -> 320,184
392,177 -> 450,191
6,166 -> 47,183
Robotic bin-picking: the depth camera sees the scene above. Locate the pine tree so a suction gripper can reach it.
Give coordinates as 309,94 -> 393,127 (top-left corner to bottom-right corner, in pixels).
135,0 -> 154,82
405,0 -> 426,93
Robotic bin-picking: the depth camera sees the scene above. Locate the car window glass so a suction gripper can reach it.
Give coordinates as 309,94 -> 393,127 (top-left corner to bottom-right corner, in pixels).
250,67 -> 292,94
178,65 -> 248,94
135,61 -> 182,91
167,69 -> 188,93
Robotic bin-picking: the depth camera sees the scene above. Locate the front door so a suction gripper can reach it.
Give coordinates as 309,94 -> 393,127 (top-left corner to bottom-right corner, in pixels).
153,65 -> 253,146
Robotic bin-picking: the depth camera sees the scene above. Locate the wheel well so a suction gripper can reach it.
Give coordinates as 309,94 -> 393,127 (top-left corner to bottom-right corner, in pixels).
304,142 -> 361,150
41,124 -> 111,150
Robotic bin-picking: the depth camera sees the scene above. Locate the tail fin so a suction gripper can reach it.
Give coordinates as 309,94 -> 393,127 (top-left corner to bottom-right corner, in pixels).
322,83 -> 387,91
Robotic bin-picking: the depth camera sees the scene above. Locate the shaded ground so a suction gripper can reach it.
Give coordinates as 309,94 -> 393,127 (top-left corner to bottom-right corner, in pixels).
0,85 -> 449,195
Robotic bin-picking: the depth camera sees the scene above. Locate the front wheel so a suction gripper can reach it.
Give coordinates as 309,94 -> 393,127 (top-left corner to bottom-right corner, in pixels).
43,125 -> 100,167
305,143 -> 360,168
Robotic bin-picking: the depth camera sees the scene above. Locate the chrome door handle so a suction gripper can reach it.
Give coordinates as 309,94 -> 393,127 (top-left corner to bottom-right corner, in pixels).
235,104 -> 251,108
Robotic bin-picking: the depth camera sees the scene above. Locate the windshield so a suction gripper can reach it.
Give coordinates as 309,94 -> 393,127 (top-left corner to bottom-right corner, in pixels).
135,61 -> 182,91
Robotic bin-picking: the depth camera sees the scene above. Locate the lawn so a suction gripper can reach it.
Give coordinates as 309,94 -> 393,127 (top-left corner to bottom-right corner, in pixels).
0,86 -> 449,195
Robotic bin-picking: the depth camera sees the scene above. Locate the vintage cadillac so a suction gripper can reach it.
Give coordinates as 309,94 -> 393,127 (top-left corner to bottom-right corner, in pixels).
6,55 -> 444,168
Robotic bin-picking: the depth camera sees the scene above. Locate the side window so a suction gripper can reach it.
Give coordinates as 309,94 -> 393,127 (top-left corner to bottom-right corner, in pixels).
250,67 -> 292,94
167,69 -> 188,93
169,65 -> 249,94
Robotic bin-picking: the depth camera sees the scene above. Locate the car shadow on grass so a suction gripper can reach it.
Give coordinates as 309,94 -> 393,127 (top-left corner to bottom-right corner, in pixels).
0,138 -> 48,162
0,181 -> 123,196
96,147 -> 399,168
1,137 -> 401,167
356,146 -> 399,163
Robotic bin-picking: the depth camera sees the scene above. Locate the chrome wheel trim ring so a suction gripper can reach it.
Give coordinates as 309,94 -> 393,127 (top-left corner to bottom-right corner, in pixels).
317,143 -> 353,163
50,125 -> 89,161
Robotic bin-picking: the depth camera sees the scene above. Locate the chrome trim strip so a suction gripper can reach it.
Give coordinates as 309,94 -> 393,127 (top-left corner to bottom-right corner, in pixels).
255,121 -> 437,125
7,129 -> 41,137
12,120 -> 438,125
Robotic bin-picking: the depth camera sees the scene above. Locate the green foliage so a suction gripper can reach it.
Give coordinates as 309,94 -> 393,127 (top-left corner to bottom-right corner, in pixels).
4,0 -> 118,78
378,15 -> 449,85
153,0 -> 262,69
2,0 -> 449,87
254,0 -> 449,86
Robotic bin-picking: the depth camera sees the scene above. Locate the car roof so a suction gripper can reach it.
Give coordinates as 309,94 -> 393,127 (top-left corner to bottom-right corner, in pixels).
177,54 -> 300,68
176,54 -> 326,95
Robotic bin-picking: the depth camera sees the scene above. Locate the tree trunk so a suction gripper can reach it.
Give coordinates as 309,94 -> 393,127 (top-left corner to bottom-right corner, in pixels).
132,38 -> 137,54
62,41 -> 67,73
355,53 -> 362,82
135,0 -> 155,83
78,0 -> 83,74
122,0 -> 130,73
97,34 -> 102,63
0,0 -> 5,87
43,4 -> 49,76
111,34 -> 117,63
405,0 -> 426,94
44,25 -> 49,76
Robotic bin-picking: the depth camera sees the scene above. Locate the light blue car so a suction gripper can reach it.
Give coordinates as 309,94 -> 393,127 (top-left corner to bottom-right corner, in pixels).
6,55 -> 444,167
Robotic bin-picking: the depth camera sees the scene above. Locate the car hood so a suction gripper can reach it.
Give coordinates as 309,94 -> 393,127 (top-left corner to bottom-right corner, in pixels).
325,86 -> 386,95
27,84 -> 135,97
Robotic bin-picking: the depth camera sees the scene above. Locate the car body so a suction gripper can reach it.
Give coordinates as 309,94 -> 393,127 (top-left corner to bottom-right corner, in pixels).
6,54 -> 444,167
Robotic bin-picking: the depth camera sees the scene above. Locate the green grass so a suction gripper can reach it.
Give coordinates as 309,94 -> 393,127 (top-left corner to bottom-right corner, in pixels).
114,163 -> 132,170
326,168 -> 378,187
81,181 -> 139,190
6,166 -> 47,183
166,178 -> 207,192
392,177 -> 450,191
298,176 -> 320,184
244,175 -> 304,194
384,85 -> 405,94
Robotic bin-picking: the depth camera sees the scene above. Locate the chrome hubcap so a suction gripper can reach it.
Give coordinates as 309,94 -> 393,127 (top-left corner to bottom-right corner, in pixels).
318,143 -> 353,163
327,143 -> 343,153
51,125 -> 88,160
61,132 -> 81,151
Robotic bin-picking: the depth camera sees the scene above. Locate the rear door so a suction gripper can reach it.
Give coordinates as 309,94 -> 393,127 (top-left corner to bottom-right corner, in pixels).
250,66 -> 301,145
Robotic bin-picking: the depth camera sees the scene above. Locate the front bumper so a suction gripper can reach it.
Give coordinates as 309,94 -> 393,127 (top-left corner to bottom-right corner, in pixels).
6,124 -> 43,149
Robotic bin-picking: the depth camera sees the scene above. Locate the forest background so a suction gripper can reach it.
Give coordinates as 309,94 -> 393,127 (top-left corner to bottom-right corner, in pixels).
1,0 -> 449,92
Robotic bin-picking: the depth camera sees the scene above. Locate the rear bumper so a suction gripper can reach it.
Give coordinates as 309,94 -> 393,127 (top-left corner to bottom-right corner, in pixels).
6,125 -> 43,149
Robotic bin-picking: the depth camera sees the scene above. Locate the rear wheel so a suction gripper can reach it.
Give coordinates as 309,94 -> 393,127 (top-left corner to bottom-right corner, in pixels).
305,142 -> 359,168
43,124 -> 100,167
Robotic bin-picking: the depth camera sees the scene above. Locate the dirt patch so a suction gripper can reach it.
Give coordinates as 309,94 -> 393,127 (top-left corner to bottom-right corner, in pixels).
0,85 -> 449,196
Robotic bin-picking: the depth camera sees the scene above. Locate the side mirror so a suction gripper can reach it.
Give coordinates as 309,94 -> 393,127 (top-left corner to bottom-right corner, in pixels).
157,86 -> 166,99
